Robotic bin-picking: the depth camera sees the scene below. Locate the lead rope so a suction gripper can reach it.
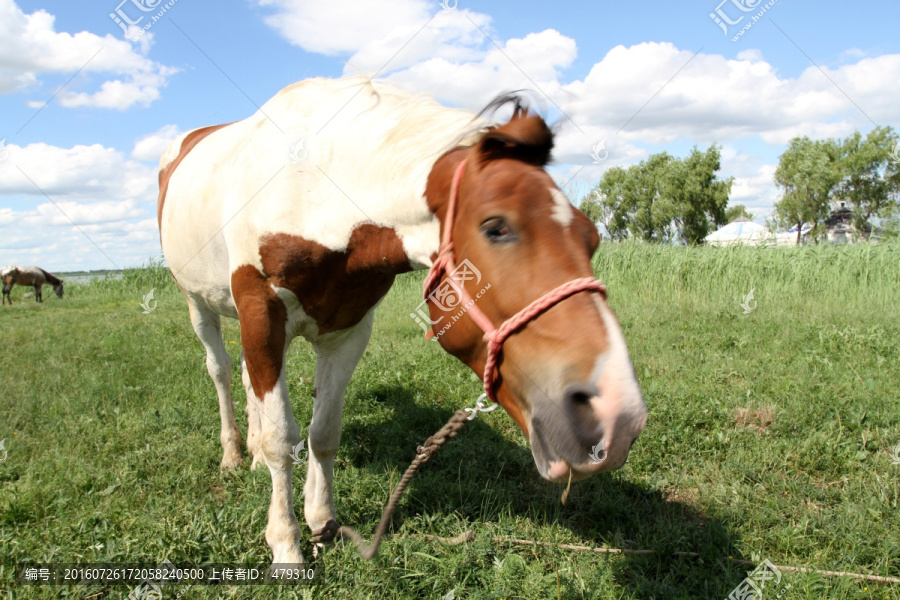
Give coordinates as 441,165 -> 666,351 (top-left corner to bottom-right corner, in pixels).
337,409 -> 471,560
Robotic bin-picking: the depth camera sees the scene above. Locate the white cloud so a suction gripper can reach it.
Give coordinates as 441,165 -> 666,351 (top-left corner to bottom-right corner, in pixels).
716,146 -> 778,218
561,43 -> 900,146
345,8 -> 493,77
381,28 -> 576,110
839,48 -> 867,61
0,141 -> 156,200
0,0 -> 177,109
0,206 -> 160,271
132,124 -> 183,162
730,164 -> 778,216
255,0 -> 431,56
0,137 -> 163,269
35,198 -> 145,225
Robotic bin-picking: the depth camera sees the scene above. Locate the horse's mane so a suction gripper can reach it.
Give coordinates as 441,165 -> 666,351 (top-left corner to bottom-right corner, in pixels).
40,269 -> 61,286
442,91 -> 555,168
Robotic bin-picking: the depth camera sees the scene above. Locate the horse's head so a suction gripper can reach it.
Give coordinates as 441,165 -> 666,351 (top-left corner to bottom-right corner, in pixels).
424,102 -> 646,483
54,281 -> 64,298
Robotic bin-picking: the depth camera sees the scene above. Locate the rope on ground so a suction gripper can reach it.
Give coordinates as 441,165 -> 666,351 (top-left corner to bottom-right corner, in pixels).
338,409 -> 470,560
419,533 -> 900,585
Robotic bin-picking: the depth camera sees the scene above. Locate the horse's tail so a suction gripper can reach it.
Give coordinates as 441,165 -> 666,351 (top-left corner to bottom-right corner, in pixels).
40,269 -> 61,286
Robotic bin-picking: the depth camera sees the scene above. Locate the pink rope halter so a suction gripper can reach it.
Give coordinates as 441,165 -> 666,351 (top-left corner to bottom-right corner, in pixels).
423,158 -> 608,403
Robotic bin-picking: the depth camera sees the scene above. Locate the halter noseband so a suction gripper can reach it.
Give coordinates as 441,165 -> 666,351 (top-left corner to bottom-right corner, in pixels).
423,158 -> 608,403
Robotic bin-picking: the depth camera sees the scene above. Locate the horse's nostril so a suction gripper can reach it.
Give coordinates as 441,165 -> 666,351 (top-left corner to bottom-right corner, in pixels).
571,391 -> 590,404
564,383 -> 598,405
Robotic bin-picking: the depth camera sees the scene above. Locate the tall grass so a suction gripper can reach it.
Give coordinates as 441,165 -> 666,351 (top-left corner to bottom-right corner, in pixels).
592,240 -> 900,314
77,256 -> 175,299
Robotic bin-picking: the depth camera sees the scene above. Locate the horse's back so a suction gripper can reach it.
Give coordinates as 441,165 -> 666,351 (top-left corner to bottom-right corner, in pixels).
159,77 -> 475,318
10,266 -> 45,285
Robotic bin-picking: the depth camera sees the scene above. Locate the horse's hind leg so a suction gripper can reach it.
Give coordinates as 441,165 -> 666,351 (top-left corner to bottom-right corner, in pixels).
305,310 -> 374,543
186,296 -> 244,469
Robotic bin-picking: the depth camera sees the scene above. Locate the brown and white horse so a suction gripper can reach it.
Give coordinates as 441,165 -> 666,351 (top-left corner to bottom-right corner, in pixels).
158,77 -> 646,564
1,265 -> 64,305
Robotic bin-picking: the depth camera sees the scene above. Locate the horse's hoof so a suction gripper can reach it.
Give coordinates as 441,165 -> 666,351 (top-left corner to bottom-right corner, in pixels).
269,549 -> 305,568
310,519 -> 340,544
220,453 -> 244,470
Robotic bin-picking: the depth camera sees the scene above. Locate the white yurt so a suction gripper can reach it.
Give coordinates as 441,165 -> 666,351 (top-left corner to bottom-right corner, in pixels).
705,217 -> 773,247
775,223 -> 811,246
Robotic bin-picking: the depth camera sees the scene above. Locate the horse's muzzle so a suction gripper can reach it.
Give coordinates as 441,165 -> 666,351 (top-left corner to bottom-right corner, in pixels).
528,379 -> 647,483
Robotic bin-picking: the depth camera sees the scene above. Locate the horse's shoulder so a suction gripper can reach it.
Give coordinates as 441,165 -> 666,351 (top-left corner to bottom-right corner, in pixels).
257,224 -> 410,334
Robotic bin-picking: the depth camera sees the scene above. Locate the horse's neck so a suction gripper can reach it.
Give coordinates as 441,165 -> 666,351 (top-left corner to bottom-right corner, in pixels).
362,146 -> 464,273
403,148 -> 469,273
393,160 -> 445,272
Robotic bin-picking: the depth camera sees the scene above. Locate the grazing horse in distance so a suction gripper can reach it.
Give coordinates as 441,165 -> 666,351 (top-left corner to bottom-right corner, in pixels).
158,77 -> 647,565
0,265 -> 12,304
1,266 -> 64,305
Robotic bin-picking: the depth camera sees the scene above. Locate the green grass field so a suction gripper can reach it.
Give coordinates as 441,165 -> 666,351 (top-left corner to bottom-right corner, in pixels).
1,242 -> 899,599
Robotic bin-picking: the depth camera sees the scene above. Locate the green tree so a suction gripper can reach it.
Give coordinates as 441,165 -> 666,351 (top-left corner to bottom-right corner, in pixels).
837,126 -> 900,237
725,204 -> 754,222
627,152 -> 677,242
589,164 -> 642,241
773,137 -> 841,244
578,191 -> 606,226
668,145 -> 732,245
582,145 -> 732,244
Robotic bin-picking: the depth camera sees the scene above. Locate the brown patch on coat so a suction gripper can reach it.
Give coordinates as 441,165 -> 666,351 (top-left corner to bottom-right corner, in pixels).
258,224 -> 412,334
157,122 -> 234,232
231,264 -> 288,399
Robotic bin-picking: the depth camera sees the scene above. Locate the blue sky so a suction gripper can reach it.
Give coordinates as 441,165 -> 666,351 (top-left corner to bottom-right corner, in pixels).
1,0 -> 898,271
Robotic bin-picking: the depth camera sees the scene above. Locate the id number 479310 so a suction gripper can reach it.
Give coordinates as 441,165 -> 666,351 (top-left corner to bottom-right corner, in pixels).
270,567 -> 316,580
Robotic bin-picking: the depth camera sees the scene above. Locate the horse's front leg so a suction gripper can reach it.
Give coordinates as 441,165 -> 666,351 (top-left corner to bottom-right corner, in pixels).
232,267 -> 303,564
305,310 -> 374,543
35,285 -> 42,302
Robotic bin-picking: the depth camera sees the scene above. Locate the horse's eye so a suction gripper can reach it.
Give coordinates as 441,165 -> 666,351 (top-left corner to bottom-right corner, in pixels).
481,217 -> 516,243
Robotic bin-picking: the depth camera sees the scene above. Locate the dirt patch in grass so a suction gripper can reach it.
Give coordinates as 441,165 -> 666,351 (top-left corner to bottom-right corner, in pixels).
734,406 -> 776,433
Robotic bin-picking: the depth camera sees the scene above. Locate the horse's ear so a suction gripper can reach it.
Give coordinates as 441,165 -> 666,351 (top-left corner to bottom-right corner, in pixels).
474,112 -> 553,168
